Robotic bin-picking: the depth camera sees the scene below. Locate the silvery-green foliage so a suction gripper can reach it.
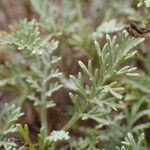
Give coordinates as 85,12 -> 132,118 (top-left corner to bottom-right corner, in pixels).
0,104 -> 23,150
0,19 -> 60,57
0,139 -> 17,150
123,75 -> 150,94
124,96 -> 150,133
37,128 -> 70,150
47,130 -> 70,142
99,113 -> 126,149
0,57 -> 26,86
68,22 -> 93,55
0,20 -> 39,104
69,31 -> 143,127
26,38 -> 62,108
91,0 -> 135,22
17,124 -> 70,150
17,125 -> 70,150
0,1 -> 149,149
31,0 -> 77,33
71,128 -> 100,150
145,0 -> 150,7
60,0 -> 77,32
94,32 -> 144,80
138,0 -> 150,7
130,0 -> 150,23
99,95 -> 150,149
93,20 -> 125,39
116,133 -> 148,150
90,0 -> 104,19
0,57 -> 29,105
109,0 -> 135,17
30,0 -> 58,30
0,19 -> 64,148
0,20 -> 63,108
1,20 -> 40,53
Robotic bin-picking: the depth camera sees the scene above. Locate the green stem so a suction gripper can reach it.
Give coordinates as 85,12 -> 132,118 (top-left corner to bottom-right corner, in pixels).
51,74 -> 105,149
41,104 -> 48,136
62,113 -> 81,131
51,102 -> 88,150
51,114 -> 79,150
63,101 -> 89,131
61,78 -> 105,133
50,115 -> 79,150
41,66 -> 48,136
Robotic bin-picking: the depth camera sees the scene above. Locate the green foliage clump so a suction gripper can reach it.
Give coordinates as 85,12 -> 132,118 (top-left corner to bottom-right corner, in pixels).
0,104 -> 23,150
0,0 -> 150,150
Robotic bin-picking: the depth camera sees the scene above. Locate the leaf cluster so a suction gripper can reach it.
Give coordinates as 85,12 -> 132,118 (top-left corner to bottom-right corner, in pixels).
0,104 -> 23,150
